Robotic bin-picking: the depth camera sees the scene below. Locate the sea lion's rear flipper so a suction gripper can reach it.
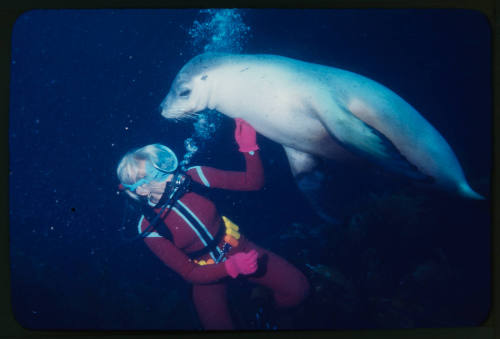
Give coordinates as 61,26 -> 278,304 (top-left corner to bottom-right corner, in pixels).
316,99 -> 430,181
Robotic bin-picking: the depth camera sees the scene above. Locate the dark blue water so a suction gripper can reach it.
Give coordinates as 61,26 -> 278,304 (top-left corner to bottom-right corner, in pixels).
9,9 -> 491,330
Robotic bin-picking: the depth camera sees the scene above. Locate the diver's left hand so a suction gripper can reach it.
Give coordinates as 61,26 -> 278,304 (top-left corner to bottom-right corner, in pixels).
224,249 -> 258,278
234,118 -> 259,153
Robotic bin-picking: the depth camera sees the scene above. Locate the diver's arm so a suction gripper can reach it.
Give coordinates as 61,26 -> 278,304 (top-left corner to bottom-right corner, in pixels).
186,118 -> 264,190
144,236 -> 230,284
187,151 -> 264,191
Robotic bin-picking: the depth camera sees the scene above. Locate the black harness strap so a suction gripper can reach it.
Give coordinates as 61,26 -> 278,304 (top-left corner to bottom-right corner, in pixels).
140,204 -> 174,240
138,171 -> 191,238
139,172 -> 225,261
174,201 -> 221,254
184,221 -> 225,260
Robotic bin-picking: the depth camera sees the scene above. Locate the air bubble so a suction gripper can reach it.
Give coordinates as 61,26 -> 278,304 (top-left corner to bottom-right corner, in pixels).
187,9 -> 251,54
179,9 -> 250,171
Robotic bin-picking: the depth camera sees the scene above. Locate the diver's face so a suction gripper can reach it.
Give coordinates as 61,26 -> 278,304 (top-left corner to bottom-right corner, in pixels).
134,161 -> 172,204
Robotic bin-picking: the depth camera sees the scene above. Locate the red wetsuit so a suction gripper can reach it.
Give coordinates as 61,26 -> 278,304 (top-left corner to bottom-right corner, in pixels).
138,151 -> 310,329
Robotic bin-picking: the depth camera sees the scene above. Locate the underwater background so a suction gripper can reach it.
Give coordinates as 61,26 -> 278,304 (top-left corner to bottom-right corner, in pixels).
8,9 -> 491,330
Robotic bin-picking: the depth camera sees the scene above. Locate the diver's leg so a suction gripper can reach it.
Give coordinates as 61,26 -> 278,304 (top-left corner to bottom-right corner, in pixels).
242,240 -> 310,308
192,282 -> 234,330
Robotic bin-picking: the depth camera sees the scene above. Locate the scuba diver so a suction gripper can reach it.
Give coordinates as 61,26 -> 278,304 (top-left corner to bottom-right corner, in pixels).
116,118 -> 310,330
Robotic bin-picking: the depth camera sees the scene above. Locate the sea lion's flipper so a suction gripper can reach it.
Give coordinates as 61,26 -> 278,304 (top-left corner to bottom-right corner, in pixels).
283,146 -> 318,177
316,99 -> 430,181
283,146 -> 340,225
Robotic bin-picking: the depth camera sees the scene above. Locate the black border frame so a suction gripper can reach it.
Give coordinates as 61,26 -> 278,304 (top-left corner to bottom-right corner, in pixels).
2,1 -> 496,338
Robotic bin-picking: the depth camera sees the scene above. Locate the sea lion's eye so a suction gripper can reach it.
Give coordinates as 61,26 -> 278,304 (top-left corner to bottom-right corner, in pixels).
179,89 -> 191,97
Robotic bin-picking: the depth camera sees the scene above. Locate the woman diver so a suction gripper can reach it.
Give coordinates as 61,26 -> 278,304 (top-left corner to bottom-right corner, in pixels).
116,118 -> 310,330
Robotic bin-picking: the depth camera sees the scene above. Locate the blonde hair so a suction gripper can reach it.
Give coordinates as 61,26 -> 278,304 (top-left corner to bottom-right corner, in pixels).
117,144 -> 177,200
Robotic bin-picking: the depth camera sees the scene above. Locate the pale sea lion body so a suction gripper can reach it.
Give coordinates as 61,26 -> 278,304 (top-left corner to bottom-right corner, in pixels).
161,52 -> 483,200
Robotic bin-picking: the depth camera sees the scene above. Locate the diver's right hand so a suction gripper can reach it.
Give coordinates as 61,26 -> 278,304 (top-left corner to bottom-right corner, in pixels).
234,118 -> 259,153
224,249 -> 258,278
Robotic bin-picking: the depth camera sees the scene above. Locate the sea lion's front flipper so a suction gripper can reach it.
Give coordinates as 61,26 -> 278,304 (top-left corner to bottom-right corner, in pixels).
283,146 -> 340,224
283,146 -> 318,177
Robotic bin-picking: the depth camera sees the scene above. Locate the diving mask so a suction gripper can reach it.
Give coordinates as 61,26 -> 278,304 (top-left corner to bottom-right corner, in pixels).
122,145 -> 178,192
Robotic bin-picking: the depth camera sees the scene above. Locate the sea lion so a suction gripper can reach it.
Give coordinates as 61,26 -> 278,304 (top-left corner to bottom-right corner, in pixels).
160,52 -> 483,201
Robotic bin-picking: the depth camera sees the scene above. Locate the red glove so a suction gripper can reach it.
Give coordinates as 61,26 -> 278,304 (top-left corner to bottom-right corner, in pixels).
234,118 -> 259,153
224,249 -> 258,278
